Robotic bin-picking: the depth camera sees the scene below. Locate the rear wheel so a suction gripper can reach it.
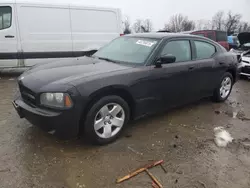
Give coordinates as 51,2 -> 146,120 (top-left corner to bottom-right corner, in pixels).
84,95 -> 130,145
213,72 -> 233,102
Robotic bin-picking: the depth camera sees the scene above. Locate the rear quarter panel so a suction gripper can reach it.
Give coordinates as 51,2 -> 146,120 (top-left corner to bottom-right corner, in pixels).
214,50 -> 238,83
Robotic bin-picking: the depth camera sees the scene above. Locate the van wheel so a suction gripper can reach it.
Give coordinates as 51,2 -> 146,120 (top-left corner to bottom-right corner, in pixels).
84,95 -> 130,145
212,72 -> 233,102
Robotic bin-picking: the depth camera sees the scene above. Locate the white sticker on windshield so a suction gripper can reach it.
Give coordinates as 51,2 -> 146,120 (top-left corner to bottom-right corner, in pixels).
136,40 -> 156,47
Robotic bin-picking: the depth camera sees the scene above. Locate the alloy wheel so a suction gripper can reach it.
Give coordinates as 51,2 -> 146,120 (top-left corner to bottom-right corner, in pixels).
94,103 -> 125,139
220,76 -> 232,99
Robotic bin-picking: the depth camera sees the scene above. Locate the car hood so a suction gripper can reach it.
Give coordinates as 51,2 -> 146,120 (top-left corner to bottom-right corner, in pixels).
19,57 -> 132,91
238,32 -> 250,45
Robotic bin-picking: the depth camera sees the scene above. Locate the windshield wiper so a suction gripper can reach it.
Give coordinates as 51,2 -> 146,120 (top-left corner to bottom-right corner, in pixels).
96,57 -> 119,64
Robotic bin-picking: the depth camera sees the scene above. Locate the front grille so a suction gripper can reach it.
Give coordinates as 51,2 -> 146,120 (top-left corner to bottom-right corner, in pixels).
19,83 -> 36,106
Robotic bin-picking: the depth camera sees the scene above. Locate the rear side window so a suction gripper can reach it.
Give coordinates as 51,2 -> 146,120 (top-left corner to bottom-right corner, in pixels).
216,31 -> 227,41
0,6 -> 12,30
194,41 -> 216,59
160,40 -> 191,62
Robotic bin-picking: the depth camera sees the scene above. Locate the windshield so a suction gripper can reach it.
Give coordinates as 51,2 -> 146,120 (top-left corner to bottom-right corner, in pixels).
93,37 -> 159,64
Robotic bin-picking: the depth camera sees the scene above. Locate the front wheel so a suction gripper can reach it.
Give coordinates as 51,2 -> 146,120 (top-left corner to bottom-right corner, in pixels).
212,72 -> 233,102
84,95 -> 130,145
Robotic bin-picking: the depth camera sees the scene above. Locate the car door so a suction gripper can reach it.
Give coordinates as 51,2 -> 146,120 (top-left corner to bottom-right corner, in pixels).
150,39 -> 200,109
0,4 -> 18,67
191,40 -> 218,97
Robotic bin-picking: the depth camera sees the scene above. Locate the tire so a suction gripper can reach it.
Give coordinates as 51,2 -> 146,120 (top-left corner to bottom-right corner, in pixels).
212,72 -> 233,102
84,95 -> 130,145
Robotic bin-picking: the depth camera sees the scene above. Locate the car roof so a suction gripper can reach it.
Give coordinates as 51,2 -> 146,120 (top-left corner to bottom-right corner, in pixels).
181,30 -> 227,34
0,0 -> 119,10
125,32 -> 207,40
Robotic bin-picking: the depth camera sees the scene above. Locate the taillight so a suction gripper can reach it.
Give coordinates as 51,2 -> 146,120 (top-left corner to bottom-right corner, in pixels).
120,34 -> 124,36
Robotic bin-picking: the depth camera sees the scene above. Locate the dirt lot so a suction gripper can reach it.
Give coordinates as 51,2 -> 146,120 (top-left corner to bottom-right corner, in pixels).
1,77 -> 250,188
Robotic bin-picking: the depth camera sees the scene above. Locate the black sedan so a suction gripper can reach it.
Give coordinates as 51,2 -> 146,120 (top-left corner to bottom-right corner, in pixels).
13,33 -> 241,145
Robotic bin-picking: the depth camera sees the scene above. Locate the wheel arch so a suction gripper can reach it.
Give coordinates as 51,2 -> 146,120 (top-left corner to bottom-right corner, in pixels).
79,85 -> 136,133
226,68 -> 236,83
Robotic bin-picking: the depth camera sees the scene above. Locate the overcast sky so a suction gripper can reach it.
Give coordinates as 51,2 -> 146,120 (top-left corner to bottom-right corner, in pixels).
42,0 -> 250,30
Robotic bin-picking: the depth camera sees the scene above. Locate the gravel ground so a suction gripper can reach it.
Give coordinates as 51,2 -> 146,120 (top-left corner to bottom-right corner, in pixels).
0,77 -> 250,188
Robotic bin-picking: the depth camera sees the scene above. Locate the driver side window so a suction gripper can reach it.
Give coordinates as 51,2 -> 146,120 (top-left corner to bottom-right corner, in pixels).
0,6 -> 12,30
160,40 -> 191,62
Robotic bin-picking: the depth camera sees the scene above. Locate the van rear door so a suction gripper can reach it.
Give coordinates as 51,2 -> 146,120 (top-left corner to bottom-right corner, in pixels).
0,4 -> 18,67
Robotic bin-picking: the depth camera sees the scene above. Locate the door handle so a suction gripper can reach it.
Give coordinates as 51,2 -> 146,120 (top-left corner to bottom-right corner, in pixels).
219,62 -> 225,65
5,35 -> 15,38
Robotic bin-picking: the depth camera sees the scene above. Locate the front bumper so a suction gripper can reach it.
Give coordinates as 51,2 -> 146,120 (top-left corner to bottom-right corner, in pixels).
13,96 -> 81,139
240,60 -> 250,77
241,68 -> 250,77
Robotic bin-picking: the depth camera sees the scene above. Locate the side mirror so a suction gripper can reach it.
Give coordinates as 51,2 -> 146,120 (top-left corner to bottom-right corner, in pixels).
155,54 -> 176,67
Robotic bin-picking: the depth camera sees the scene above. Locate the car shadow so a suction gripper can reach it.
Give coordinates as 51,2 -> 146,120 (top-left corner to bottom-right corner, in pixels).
124,97 -> 213,135
22,97 -> 215,148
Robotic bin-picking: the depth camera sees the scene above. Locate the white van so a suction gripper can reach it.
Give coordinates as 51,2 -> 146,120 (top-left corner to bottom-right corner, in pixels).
0,0 -> 122,68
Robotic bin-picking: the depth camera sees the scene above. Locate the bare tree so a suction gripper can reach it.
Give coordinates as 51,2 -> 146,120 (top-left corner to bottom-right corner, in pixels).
238,22 -> 250,33
225,11 -> 242,34
133,19 -> 153,33
196,19 -> 212,30
211,10 -> 243,34
182,19 -> 196,31
164,14 -> 195,32
123,16 -> 131,34
161,11 -> 249,34
133,19 -> 143,33
212,11 -> 225,30
141,19 -> 153,32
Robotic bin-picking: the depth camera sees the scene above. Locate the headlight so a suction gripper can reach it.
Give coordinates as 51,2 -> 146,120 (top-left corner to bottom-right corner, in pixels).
40,93 -> 73,109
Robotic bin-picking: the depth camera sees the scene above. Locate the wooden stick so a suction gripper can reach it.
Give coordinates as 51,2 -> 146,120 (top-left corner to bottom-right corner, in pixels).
145,169 -> 163,188
116,160 -> 164,183
160,164 -> 167,173
152,181 -> 159,188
